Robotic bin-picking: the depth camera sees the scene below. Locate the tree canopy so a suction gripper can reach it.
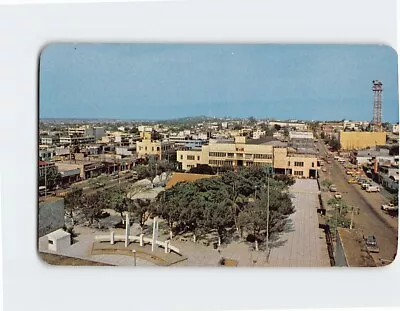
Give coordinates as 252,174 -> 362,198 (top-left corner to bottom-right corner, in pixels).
157,166 -> 295,247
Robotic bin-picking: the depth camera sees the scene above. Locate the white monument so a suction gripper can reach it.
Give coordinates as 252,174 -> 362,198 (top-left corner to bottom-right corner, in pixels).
125,214 -> 130,247
151,217 -> 159,252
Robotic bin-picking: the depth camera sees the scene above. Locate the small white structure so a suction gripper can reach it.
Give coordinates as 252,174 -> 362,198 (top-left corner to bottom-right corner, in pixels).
46,229 -> 71,252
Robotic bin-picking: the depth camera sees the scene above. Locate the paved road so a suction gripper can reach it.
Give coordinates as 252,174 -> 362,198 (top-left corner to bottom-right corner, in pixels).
318,140 -> 398,266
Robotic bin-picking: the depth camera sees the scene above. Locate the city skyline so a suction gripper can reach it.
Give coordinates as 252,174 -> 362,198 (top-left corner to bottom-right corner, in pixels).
40,44 -> 399,123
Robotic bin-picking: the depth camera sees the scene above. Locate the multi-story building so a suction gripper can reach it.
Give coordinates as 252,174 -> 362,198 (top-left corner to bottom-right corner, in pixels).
136,138 -> 175,161
39,149 -> 55,161
177,136 -> 320,178
68,126 -> 105,140
339,132 -> 388,151
268,121 -> 307,131
39,161 -> 58,178
59,136 -> 96,146
273,147 -> 319,178
41,136 -> 60,146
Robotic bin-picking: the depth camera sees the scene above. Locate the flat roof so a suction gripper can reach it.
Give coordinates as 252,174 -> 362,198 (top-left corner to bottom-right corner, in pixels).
47,228 -> 70,240
165,172 -> 215,189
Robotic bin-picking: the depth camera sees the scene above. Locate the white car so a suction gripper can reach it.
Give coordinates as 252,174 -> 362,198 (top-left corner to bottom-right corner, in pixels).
366,185 -> 380,192
381,203 -> 398,211
334,192 -> 342,199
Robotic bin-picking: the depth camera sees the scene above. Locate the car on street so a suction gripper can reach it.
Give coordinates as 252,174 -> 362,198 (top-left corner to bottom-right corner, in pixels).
347,178 -> 358,184
329,185 -> 337,192
364,235 -> 380,253
366,185 -> 380,193
381,203 -> 398,212
334,192 -> 342,199
322,167 -> 327,172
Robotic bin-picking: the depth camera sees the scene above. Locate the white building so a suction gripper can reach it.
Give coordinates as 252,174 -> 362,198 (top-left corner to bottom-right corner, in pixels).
252,129 -> 266,140
45,229 -> 71,253
392,124 -> 399,134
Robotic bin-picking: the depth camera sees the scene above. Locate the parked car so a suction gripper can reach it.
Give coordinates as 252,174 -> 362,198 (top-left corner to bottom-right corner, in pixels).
347,178 -> 358,184
329,185 -> 337,192
364,235 -> 380,253
381,203 -> 398,212
334,192 -> 342,199
366,185 -> 380,193
322,168 -> 327,172
361,183 -> 371,190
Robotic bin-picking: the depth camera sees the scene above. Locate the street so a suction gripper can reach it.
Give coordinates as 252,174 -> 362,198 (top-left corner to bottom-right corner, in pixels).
318,139 -> 398,266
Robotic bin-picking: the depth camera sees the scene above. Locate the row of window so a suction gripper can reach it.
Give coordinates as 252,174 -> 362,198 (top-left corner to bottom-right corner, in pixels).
180,154 -> 201,161
209,160 -> 226,166
139,146 -> 160,152
287,161 -> 315,167
209,152 -> 227,157
254,154 -> 273,159
294,171 -> 304,176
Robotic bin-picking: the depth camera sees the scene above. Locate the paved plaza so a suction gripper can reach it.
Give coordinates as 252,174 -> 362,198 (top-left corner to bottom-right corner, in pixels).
39,179 -> 330,267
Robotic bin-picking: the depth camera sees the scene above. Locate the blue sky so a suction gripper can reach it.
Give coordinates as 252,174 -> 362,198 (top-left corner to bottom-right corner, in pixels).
40,44 -> 399,122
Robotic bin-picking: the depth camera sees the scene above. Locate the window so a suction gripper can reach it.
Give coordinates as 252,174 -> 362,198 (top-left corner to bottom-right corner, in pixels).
209,152 -> 226,157
157,147 -> 160,151
227,153 -> 234,157
145,147 -> 147,151
197,156 -> 200,160
48,240 -> 54,245
254,154 -> 272,159
187,155 -> 195,160
294,171 -> 303,176
288,161 -> 290,166
152,147 -> 154,151
294,161 -> 304,167
180,155 -> 183,160
312,162 -> 314,167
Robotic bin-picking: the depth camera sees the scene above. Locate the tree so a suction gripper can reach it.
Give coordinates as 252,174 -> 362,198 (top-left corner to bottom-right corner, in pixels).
326,198 -> 351,232
80,192 -> 105,226
107,187 -> 129,219
129,198 -> 154,233
39,169 -> 61,190
248,116 -> 257,125
329,137 -> 341,151
283,127 -> 289,138
64,187 -> 83,224
274,124 -> 281,131
151,130 -> 163,141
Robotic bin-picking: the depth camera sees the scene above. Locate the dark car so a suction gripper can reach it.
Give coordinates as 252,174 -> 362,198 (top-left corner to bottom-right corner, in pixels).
364,235 -> 380,253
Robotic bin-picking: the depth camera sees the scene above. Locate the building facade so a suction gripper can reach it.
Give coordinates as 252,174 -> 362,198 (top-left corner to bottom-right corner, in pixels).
136,138 -> 175,160
59,136 -> 96,146
339,132 -> 387,151
177,136 -> 319,178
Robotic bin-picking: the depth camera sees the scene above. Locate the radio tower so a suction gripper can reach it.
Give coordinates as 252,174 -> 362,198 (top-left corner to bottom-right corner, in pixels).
372,80 -> 383,130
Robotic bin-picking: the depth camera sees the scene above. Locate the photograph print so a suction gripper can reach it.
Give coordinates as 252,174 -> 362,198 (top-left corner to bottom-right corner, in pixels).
38,44 -> 399,267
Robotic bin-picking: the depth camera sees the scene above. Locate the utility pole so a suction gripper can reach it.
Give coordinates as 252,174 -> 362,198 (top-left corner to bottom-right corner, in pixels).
44,164 -> 47,197
350,206 -> 354,230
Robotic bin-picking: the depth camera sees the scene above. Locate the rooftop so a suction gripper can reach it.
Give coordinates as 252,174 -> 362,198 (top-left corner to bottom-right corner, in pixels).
47,228 -> 70,240
165,172 -> 215,189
